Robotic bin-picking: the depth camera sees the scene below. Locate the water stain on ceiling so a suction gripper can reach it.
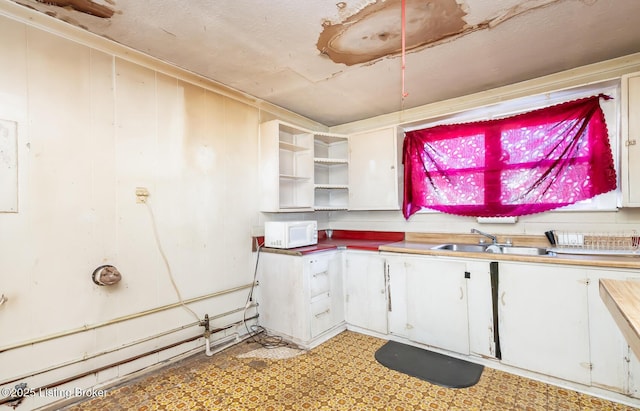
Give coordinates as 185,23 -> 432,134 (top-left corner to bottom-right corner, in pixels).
8,0 -> 640,126
317,0 -> 468,66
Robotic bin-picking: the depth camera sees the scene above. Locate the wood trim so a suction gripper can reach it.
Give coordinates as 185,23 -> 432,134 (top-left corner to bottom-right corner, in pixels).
404,232 -> 549,248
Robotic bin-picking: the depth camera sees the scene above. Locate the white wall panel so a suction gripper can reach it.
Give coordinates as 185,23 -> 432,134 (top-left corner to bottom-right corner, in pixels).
0,13 -> 262,403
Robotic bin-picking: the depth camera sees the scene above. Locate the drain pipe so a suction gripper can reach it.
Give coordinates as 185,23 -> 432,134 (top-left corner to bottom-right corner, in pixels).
201,314 -> 213,357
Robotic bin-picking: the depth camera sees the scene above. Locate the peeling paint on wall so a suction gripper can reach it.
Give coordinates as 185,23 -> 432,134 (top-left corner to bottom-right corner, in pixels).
35,0 -> 114,18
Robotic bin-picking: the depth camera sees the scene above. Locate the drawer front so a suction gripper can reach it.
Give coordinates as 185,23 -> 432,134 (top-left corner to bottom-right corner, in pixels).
308,257 -> 329,275
310,297 -> 332,337
310,270 -> 330,297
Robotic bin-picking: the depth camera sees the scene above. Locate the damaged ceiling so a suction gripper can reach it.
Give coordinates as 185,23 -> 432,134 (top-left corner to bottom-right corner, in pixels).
9,0 -> 640,126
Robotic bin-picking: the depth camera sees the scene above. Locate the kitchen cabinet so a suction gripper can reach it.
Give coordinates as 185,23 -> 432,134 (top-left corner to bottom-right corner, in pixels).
260,120 -> 402,212
405,256 -> 470,355
259,120 -> 314,212
348,127 -> 403,210
384,254 -> 409,338
314,132 -> 349,210
256,250 -> 345,348
259,119 -> 348,211
588,268 -> 640,396
383,253 -> 494,357
343,250 -> 388,334
622,72 -> 640,206
498,262 -> 591,385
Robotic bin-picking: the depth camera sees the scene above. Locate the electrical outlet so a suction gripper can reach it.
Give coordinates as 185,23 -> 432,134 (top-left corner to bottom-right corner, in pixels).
135,187 -> 150,203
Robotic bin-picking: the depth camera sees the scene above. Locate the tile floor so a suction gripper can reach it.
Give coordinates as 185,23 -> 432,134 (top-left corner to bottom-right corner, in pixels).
65,331 -> 639,410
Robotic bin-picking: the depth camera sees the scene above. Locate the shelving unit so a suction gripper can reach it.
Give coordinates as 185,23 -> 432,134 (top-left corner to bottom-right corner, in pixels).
314,132 -> 349,210
259,120 -> 314,212
259,120 -> 350,212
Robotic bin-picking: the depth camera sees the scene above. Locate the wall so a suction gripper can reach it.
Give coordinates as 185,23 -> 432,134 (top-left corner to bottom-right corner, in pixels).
0,4 -> 320,409
328,54 -> 640,238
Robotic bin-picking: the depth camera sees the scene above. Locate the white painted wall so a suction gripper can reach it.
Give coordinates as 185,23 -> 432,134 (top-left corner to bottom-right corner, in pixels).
0,9 -> 320,409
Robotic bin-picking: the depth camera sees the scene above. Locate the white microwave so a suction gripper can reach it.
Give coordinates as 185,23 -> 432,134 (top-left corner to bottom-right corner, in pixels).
264,220 -> 318,249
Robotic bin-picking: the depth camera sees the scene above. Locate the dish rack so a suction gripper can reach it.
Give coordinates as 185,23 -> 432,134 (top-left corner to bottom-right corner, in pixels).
549,230 -> 640,256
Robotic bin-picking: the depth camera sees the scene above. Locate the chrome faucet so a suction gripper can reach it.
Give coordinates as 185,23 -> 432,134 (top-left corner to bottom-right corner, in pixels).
471,228 -> 497,244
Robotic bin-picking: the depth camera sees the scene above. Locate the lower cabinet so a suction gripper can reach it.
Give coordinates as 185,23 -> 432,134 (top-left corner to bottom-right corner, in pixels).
405,256 -> 471,355
588,268 -> 640,397
343,250 -> 388,334
257,247 -> 640,403
256,250 -> 344,348
498,262 -> 592,385
383,253 -> 495,358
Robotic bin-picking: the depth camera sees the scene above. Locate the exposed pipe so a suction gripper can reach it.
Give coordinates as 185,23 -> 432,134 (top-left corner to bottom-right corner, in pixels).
1,303 -> 258,387
0,282 -> 256,353
0,314 -> 259,408
203,313 -> 213,356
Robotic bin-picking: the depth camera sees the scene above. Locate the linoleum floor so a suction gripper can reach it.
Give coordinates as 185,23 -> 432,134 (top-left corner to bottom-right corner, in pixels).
65,331 -> 639,410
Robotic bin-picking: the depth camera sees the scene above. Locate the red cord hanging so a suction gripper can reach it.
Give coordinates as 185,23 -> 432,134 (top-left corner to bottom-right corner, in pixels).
401,0 -> 408,101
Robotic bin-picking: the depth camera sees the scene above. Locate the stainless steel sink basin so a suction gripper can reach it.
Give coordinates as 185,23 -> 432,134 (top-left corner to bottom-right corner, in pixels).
431,243 -> 551,256
500,246 -> 550,256
431,243 -> 488,252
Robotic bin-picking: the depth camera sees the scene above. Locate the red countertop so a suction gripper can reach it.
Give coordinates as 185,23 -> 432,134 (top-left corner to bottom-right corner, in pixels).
256,230 -> 405,255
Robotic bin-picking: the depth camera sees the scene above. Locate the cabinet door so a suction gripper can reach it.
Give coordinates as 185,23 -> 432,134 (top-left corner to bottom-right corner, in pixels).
466,260 -> 496,358
499,262 -> 591,385
622,73 -> 640,206
344,251 -> 387,334
348,127 -> 402,210
590,268 -> 640,396
405,256 -> 470,355
385,254 -> 408,338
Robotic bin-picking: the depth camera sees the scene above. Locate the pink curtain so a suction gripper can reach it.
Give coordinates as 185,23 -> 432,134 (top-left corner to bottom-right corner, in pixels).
402,94 -> 617,219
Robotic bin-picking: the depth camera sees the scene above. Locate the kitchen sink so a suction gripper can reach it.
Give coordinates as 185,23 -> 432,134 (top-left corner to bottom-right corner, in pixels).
431,243 -> 489,252
500,246 -> 550,256
431,243 -> 551,256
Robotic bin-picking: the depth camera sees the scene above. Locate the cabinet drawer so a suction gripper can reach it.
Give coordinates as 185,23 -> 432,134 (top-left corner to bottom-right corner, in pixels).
309,257 -> 330,274
310,297 -> 333,337
310,270 -> 330,297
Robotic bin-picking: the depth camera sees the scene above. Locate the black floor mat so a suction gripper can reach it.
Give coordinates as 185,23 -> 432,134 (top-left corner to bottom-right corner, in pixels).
374,340 -> 484,388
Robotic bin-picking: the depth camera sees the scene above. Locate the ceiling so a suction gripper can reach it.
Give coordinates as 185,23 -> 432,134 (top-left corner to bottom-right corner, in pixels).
10,0 -> 640,126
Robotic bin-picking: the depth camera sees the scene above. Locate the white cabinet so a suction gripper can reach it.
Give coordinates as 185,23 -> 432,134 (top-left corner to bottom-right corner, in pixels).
588,268 -> 640,396
256,250 -> 345,348
260,121 -> 403,212
259,120 -> 314,212
622,72 -> 640,206
385,254 -> 409,338
314,133 -> 349,210
348,127 -> 403,210
343,250 -> 388,334
405,256 -> 470,355
383,253 -> 494,357
259,119 -> 349,211
498,262 -> 591,385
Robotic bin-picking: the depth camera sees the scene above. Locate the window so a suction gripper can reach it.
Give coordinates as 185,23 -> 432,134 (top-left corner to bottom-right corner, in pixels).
402,85 -> 619,219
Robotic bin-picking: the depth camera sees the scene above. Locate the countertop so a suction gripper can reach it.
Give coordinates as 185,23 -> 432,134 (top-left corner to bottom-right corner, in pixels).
600,279 -> 640,359
379,241 -> 640,269
259,231 -> 640,269
259,230 -> 405,256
